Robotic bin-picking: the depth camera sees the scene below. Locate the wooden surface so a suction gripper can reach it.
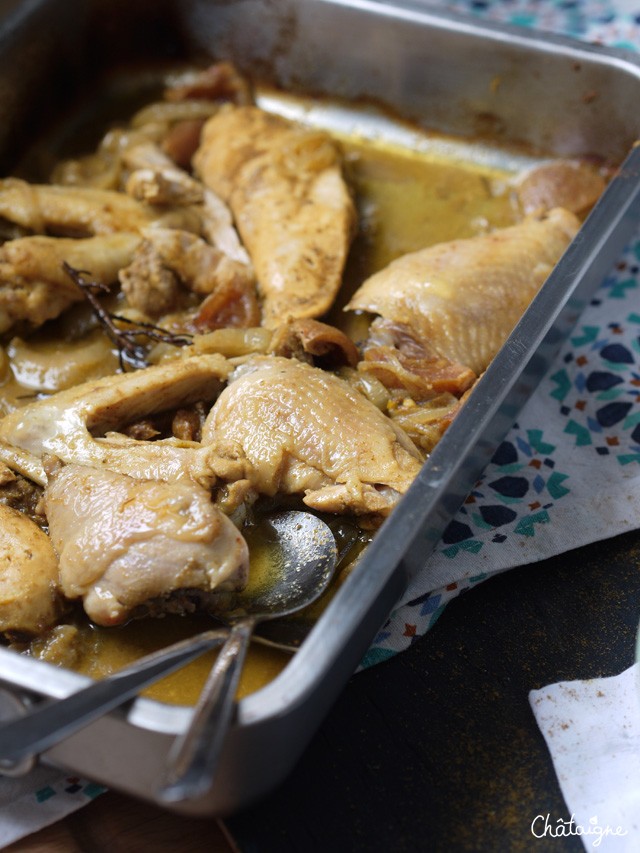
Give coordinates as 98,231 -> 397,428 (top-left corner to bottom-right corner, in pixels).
5,792 -> 237,852
6,528 -> 640,852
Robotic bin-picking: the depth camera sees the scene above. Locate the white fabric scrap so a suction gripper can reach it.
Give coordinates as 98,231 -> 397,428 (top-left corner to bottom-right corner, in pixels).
0,764 -> 104,848
529,664 -> 640,851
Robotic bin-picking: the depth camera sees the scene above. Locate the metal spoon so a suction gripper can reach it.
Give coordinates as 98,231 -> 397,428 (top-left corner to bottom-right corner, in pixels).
157,509 -> 337,804
251,520 -> 360,652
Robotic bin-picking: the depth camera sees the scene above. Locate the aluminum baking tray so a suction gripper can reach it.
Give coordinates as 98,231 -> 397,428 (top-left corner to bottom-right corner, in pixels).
1,0 -> 640,816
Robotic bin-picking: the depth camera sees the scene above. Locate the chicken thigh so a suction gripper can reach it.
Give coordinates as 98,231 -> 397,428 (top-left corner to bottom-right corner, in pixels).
44,464 -> 249,626
346,208 -> 580,375
202,356 -> 423,515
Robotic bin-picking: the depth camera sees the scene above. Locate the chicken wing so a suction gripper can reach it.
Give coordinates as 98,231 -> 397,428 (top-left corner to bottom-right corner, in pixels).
0,353 -> 241,487
0,179 -> 158,235
142,227 -> 254,297
194,105 -> 356,327
0,232 -> 140,333
346,208 -> 580,375
123,143 -> 252,264
202,356 -> 423,515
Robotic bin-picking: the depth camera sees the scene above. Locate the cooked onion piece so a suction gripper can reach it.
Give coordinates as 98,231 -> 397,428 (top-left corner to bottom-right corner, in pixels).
191,327 -> 273,358
7,331 -> 119,393
268,318 -> 359,369
131,99 -> 221,129
387,393 -> 463,455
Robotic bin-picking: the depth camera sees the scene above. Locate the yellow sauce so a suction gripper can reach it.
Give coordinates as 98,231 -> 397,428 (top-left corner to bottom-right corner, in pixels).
329,138 -> 517,338
72,613 -> 290,705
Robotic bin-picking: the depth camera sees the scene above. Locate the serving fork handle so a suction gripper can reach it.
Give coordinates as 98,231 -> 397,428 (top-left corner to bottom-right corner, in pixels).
157,615 -> 256,803
0,629 -> 228,774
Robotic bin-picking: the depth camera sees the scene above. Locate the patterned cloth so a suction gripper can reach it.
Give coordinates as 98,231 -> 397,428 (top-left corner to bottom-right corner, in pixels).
0,766 -> 105,848
438,0 -> 640,47
362,0 -> 640,667
364,250 -> 640,663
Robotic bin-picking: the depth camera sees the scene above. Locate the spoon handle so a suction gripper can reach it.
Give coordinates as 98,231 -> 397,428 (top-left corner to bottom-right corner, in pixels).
157,615 -> 256,803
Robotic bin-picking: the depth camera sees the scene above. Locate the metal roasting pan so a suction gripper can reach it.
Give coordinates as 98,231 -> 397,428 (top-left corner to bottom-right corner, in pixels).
1,0 -> 640,816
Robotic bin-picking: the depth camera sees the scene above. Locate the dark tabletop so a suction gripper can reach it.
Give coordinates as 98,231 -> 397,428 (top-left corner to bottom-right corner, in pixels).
225,528 -> 640,852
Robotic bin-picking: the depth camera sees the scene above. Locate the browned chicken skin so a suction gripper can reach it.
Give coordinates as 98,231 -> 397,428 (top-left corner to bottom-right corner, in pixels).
0,504 -> 63,635
346,208 -> 580,375
194,105 -> 356,327
202,355 -> 423,515
45,464 -> 249,626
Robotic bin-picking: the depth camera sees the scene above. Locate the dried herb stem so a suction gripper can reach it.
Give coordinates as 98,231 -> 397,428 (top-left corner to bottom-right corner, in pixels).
62,262 -> 193,370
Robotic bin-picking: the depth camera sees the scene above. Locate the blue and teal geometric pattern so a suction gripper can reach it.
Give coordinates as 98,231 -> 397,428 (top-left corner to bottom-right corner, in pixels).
362,7 -> 640,663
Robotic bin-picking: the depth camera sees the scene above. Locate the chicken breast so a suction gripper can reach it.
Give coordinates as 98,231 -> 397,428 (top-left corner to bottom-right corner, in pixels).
0,232 -> 140,333
346,208 -> 580,375
202,356 -> 423,515
0,353 -> 240,487
44,464 -> 249,626
194,105 -> 356,327
0,504 -> 63,635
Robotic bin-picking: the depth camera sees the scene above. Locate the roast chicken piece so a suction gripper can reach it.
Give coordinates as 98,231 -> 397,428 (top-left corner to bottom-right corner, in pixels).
513,159 -> 606,217
194,105 -> 356,327
123,141 -> 251,264
0,504 -> 63,635
202,356 -> 423,515
0,232 -> 140,333
119,227 -> 256,319
123,142 -> 206,206
0,353 -> 242,487
0,179 -> 164,236
44,464 -> 249,626
346,208 -> 580,375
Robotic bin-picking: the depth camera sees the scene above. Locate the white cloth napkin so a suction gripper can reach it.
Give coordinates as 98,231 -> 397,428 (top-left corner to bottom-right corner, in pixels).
530,664 -> 640,851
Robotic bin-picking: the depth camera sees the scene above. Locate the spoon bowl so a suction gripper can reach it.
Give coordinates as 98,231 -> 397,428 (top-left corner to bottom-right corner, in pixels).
157,509 -> 337,804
